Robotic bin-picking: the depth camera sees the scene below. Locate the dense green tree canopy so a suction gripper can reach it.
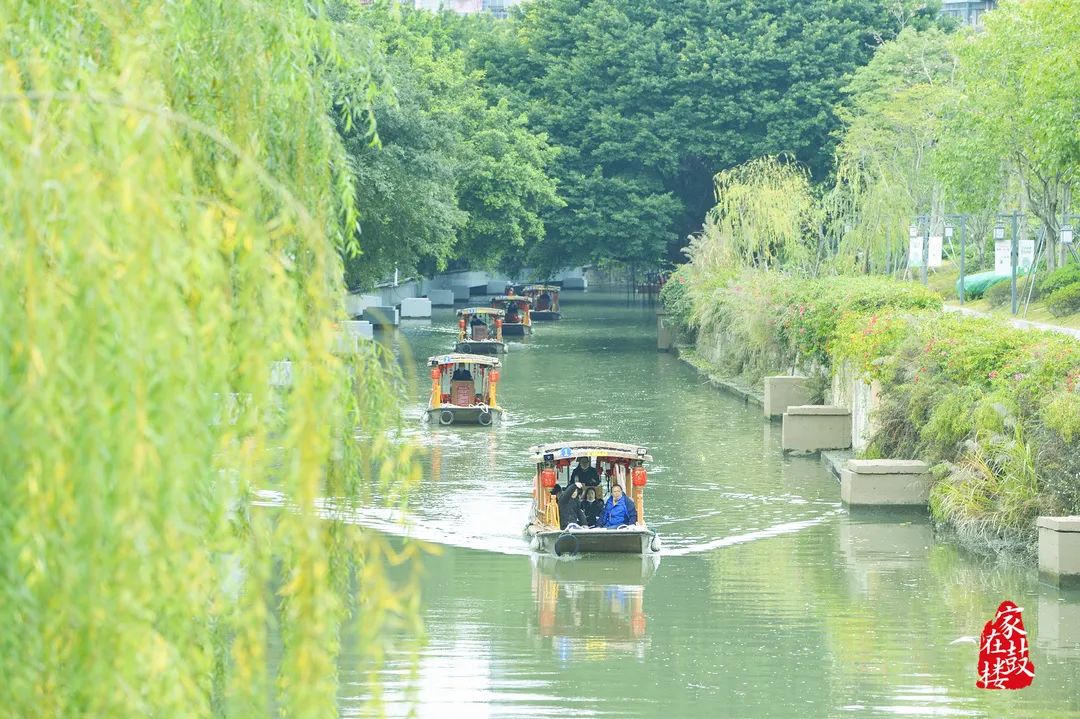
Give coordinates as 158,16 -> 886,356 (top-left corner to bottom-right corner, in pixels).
466,0 -> 932,271
335,3 -> 560,287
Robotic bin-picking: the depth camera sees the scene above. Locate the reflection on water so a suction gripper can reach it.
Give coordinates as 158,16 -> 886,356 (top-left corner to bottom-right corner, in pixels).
336,291 -> 1080,718
530,555 -> 658,662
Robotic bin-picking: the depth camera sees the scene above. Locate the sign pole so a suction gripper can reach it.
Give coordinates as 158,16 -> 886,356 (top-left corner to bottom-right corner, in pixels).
921,224 -> 929,286
958,216 -> 966,305
1010,213 -> 1019,316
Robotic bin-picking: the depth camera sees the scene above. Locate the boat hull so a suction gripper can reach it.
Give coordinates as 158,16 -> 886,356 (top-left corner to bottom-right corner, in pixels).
427,406 -> 501,426
531,311 -> 561,321
526,525 -> 660,556
455,340 -> 507,355
500,323 -> 531,336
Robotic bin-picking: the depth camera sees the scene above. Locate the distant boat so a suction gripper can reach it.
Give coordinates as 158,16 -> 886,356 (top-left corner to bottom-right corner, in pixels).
455,306 -> 507,355
490,294 -> 533,336
425,353 -> 503,427
521,284 -> 562,321
524,441 -> 660,556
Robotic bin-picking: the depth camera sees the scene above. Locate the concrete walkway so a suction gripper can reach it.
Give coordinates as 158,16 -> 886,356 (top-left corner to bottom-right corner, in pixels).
944,304 -> 1080,340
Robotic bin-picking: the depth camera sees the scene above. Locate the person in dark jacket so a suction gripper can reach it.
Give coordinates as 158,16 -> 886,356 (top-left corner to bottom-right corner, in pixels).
599,483 -> 638,528
570,456 -> 600,490
504,301 -> 520,323
557,482 -> 586,529
581,487 -> 604,528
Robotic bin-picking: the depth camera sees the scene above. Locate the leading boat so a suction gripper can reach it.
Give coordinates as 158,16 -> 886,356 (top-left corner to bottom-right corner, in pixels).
455,307 -> 507,355
524,441 -> 661,556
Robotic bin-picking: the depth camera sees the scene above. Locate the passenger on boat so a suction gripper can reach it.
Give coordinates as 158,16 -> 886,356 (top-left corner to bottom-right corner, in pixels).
557,482 -> 587,529
470,315 -> 488,340
451,367 -> 473,382
570,456 -> 600,489
505,301 -> 520,323
599,484 -> 637,528
581,487 -> 604,528
536,292 -> 552,311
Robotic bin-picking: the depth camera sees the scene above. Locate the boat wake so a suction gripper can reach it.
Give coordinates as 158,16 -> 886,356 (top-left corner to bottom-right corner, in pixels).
253,489 -> 839,559
660,511 -> 843,556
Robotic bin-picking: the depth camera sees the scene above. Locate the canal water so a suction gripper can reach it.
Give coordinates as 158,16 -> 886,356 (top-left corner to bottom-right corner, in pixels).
342,290 -> 1080,718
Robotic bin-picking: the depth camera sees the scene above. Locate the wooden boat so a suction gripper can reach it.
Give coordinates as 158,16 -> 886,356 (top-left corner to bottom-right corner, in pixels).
524,441 -> 660,556
521,284 -> 561,321
490,295 -> 532,336
425,354 -> 502,426
455,307 -> 507,354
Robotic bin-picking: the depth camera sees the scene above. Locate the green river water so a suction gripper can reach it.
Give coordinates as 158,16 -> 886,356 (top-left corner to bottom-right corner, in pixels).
342,290 -> 1080,718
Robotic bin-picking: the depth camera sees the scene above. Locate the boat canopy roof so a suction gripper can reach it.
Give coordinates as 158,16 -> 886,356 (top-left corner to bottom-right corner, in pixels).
528,440 -> 652,463
523,284 -> 560,293
457,306 -> 505,317
491,295 -> 533,305
428,353 -> 501,368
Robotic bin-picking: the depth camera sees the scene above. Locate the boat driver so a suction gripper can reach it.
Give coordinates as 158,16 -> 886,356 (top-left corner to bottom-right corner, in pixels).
570,456 -> 600,490
504,301 -> 520,323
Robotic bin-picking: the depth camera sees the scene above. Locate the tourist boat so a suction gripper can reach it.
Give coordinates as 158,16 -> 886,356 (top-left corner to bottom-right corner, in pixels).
426,354 -> 503,426
455,307 -> 507,355
521,284 -> 561,320
524,441 -> 660,556
490,295 -> 532,336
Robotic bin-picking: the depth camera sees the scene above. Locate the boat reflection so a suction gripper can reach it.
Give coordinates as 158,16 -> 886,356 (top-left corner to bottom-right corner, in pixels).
529,554 -> 660,661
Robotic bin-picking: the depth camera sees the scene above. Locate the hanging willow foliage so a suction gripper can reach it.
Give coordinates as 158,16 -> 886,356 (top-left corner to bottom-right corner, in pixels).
688,155 -> 816,273
0,2 -> 420,718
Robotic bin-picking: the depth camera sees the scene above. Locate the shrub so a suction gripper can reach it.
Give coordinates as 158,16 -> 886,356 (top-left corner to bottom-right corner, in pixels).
1038,263 -> 1080,297
984,278 -> 1011,307
658,265 -> 695,337
1045,283 -> 1080,317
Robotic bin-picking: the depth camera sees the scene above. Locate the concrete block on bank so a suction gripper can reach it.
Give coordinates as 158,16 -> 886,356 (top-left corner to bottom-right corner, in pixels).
841,459 -> 930,506
1038,516 -> 1080,587
345,293 -> 380,318
427,289 -> 455,306
362,306 -> 399,327
270,361 -> 293,388
781,405 -> 852,453
342,320 -> 373,341
764,375 -> 811,419
399,297 -> 432,318
563,277 -> 587,290
451,284 -> 471,301
485,280 -> 507,294
656,311 -> 674,352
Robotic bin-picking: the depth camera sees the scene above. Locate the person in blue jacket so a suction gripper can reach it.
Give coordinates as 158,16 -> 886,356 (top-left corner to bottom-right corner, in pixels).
599,483 -> 638,528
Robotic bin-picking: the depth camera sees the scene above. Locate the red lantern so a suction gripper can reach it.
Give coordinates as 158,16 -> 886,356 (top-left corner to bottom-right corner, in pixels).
495,318 -> 503,329
458,318 -> 466,330
490,370 -> 500,383
540,468 -> 557,488
430,366 -> 442,380
632,466 -> 647,487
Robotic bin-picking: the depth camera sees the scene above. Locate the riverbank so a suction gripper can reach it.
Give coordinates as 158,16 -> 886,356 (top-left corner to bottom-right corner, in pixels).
661,268 -> 1080,558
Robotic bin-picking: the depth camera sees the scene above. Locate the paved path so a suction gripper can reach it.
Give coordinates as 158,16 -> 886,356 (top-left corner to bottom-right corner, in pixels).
944,304 -> 1080,340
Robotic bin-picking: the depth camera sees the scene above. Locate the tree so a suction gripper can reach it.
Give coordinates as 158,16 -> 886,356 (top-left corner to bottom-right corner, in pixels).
1,1 -> 420,716
470,0 -> 929,271
336,3 -> 561,284
936,0 -> 1080,271
833,26 -> 962,269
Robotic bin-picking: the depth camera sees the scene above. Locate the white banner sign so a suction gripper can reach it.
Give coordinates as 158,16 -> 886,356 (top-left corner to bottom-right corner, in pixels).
909,237 -> 923,267
1018,239 -> 1036,270
928,236 -> 943,268
994,241 -> 1012,276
